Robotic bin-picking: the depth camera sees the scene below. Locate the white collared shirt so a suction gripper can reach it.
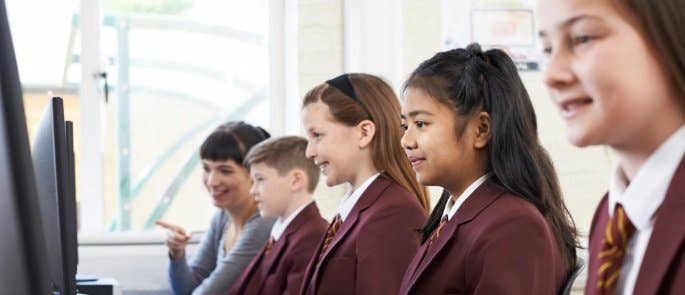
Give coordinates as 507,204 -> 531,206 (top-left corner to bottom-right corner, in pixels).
609,124 -> 685,294
442,174 -> 491,220
270,201 -> 313,241
338,173 -> 380,221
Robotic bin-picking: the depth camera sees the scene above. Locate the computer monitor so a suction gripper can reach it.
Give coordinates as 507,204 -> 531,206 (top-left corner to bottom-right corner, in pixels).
32,96 -> 76,295
0,0 -> 53,293
61,120 -> 78,294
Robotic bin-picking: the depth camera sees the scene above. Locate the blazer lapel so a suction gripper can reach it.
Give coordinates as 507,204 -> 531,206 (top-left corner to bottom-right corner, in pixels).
301,234 -> 325,295
405,181 -> 505,292
261,237 -> 288,277
263,203 -> 318,276
634,157 -> 685,293
316,176 -> 392,264
402,234 -> 432,292
302,209 -> 338,295
309,176 -> 393,294
584,195 -> 610,295
235,247 -> 267,294
403,189 -> 450,289
407,212 -> 460,286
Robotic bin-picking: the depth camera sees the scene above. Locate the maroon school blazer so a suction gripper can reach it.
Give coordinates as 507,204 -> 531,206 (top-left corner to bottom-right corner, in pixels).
586,157 -> 685,295
230,202 -> 328,295
400,180 -> 567,294
299,175 -> 428,295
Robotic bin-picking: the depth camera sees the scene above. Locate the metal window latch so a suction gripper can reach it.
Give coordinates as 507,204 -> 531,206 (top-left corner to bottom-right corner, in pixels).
93,71 -> 109,103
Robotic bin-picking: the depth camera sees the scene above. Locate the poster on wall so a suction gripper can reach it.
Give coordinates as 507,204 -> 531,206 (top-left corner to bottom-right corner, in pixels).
443,0 -> 540,71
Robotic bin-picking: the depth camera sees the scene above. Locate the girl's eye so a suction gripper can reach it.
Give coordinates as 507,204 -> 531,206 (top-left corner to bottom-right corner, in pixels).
400,123 -> 408,131
415,121 -> 427,128
572,35 -> 595,47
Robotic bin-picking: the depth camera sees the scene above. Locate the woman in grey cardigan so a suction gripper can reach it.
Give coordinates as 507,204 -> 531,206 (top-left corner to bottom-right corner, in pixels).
157,121 -> 275,295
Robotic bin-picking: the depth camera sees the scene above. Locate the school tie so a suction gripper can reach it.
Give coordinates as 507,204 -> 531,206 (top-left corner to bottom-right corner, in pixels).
426,196 -> 454,246
596,204 -> 636,294
264,237 -> 276,255
414,214 -> 449,268
317,214 -> 342,264
428,215 -> 449,248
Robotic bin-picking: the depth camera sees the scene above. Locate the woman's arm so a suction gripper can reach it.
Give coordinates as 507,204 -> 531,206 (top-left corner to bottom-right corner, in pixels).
168,211 -> 224,295
188,214 -> 273,294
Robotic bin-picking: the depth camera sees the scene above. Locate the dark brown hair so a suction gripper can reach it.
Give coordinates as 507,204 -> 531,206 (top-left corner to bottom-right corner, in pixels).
303,73 -> 430,211
244,136 -> 320,193
199,121 -> 270,164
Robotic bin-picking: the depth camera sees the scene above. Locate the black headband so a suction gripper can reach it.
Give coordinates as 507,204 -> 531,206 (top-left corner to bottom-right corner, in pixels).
326,74 -> 358,101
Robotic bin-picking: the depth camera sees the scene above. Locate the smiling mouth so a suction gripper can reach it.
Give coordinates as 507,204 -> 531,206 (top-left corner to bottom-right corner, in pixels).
316,161 -> 330,174
211,189 -> 229,199
408,157 -> 426,168
559,97 -> 593,119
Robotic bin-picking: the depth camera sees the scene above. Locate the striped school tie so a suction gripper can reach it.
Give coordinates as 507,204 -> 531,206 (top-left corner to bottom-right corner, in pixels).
596,204 -> 636,294
415,214 -> 449,265
317,214 -> 342,263
264,237 -> 276,255
427,197 -> 454,247
428,215 -> 449,248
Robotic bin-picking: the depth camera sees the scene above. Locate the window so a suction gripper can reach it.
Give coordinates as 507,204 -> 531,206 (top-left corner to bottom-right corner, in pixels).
99,0 -> 270,232
9,0 -> 271,234
6,0 -> 83,221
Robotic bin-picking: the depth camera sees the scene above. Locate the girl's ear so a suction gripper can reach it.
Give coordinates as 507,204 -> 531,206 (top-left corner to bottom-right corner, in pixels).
473,111 -> 492,149
357,119 -> 376,149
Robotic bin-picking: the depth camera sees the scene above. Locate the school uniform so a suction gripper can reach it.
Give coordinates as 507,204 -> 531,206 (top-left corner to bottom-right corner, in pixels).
299,174 -> 428,295
586,125 -> 685,295
400,174 -> 567,294
230,202 -> 328,295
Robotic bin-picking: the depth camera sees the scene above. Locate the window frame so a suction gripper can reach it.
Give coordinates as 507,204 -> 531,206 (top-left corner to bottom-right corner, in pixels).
76,0 -> 297,242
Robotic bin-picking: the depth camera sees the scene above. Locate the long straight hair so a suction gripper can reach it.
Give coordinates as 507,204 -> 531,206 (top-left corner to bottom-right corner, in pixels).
405,44 -> 578,271
303,73 -> 430,211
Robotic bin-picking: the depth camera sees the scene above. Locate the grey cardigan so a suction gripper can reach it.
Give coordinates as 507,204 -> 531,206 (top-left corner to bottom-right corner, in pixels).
169,210 -> 274,295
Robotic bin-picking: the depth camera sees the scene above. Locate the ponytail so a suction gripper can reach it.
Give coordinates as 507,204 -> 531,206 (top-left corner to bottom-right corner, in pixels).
405,43 -> 579,272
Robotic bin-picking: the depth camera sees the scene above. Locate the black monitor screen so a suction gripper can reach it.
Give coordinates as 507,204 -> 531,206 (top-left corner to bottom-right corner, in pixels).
0,91 -> 35,295
32,96 -> 69,294
61,120 -> 78,294
0,0 -> 52,293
